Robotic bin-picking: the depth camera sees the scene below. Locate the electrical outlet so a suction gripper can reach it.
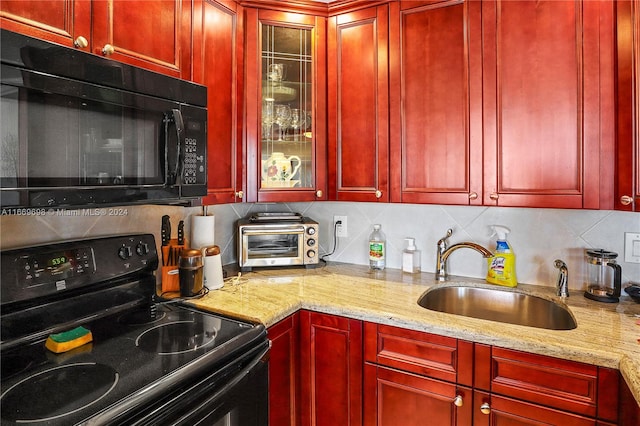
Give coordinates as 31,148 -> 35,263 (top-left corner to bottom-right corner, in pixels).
333,215 -> 348,238
625,232 -> 640,263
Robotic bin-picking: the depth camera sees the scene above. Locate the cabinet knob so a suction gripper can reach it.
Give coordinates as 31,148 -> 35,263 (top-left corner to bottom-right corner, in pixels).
74,36 -> 88,48
235,190 -> 244,199
489,192 -> 499,201
375,190 -> 382,199
480,402 -> 491,415
468,192 -> 478,200
620,195 -> 633,206
102,44 -> 115,56
316,189 -> 323,198
453,395 -> 463,407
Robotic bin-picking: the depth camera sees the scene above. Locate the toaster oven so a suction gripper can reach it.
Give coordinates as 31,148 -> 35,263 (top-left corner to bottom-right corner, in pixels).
237,213 -> 319,271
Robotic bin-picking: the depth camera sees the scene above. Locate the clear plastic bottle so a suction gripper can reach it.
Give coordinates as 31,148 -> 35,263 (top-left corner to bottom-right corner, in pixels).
402,237 -> 421,274
369,224 -> 386,270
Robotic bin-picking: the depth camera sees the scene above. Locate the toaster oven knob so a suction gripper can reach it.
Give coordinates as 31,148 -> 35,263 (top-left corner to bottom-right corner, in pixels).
307,250 -> 316,258
118,245 -> 133,260
307,227 -> 316,235
307,238 -> 316,246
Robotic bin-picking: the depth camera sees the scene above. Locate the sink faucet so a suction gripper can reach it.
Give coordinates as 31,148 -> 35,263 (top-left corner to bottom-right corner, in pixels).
554,259 -> 569,297
436,228 -> 493,281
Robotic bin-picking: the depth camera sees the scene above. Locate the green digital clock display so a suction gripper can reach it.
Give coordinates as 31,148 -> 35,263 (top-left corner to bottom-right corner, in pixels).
48,255 -> 68,267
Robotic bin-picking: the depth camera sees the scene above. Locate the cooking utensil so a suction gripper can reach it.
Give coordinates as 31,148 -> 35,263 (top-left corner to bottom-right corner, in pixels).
178,220 -> 184,245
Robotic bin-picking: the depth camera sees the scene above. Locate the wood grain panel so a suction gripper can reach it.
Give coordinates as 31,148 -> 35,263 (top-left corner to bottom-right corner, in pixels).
268,313 -> 300,426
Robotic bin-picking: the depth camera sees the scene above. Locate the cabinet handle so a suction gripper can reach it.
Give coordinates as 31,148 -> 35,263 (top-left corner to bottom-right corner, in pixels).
235,191 -> 244,199
468,192 -> 478,200
74,36 -> 88,48
375,190 -> 382,199
489,192 -> 499,201
316,189 -> 323,198
453,395 -> 463,407
620,195 -> 633,206
102,44 -> 115,56
480,402 -> 491,415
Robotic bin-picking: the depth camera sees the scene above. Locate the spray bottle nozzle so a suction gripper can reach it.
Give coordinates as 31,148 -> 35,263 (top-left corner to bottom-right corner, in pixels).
490,225 -> 511,241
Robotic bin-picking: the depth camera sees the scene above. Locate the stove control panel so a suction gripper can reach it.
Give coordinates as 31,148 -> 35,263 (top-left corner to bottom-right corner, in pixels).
1,234 -> 158,306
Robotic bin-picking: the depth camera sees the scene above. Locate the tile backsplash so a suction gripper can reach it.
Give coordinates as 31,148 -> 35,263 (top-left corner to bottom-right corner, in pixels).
1,202 -> 638,291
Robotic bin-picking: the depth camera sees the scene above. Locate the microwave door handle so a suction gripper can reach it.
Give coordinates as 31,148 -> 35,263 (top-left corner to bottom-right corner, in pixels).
164,109 -> 184,186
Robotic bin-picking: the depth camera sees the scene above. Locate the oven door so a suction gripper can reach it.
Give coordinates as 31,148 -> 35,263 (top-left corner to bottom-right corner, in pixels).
240,226 -> 306,269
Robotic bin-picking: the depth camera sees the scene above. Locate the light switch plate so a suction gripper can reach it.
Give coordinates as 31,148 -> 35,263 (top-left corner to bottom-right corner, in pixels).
624,232 -> 640,263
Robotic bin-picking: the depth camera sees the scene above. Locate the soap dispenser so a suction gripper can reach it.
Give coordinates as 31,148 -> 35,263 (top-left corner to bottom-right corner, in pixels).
402,238 -> 421,274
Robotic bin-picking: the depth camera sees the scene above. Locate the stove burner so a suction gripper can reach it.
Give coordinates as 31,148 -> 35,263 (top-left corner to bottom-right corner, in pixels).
0,362 -> 118,423
117,305 -> 166,325
1,354 -> 35,382
135,320 -> 217,355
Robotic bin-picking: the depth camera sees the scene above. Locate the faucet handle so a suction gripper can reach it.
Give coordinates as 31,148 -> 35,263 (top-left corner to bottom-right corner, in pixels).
437,229 -> 453,247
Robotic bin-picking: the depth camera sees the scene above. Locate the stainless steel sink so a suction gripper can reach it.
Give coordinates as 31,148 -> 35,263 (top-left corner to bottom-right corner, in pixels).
417,285 -> 577,330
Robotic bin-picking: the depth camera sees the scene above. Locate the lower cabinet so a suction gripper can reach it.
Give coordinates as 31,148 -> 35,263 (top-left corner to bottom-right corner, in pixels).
268,312 -> 635,426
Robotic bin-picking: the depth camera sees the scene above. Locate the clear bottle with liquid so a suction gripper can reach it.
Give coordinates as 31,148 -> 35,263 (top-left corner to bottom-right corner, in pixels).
369,224 -> 386,270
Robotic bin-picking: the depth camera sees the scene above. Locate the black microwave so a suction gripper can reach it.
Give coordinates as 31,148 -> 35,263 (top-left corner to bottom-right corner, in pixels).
0,30 -> 207,210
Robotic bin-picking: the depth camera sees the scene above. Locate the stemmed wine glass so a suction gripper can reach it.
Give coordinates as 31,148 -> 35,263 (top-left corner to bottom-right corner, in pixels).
262,98 -> 275,139
275,104 -> 291,141
290,109 -> 306,140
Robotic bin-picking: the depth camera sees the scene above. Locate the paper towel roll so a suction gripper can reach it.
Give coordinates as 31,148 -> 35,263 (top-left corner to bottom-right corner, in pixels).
191,215 -> 215,249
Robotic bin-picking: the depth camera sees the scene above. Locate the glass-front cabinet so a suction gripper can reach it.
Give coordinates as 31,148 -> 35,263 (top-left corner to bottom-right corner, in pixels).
245,8 -> 327,202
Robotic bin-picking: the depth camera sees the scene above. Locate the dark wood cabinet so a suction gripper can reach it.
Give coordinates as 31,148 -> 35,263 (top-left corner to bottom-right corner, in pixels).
192,0 -> 244,204
481,0 -> 615,208
1,0 -> 189,78
474,344 -> 619,424
244,7 -> 327,203
267,313 -> 300,426
389,0 -> 483,205
299,310 -> 362,426
616,0 -> 639,211
328,4 -> 389,202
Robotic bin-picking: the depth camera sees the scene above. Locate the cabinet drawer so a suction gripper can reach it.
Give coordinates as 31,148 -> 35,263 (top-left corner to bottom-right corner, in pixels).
364,322 -> 473,386
475,345 -> 607,419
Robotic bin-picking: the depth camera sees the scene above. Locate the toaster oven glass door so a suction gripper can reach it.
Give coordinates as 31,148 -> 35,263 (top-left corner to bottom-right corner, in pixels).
242,227 -> 305,267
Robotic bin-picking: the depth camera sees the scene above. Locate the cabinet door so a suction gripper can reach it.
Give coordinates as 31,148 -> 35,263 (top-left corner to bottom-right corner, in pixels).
389,0 -> 483,205
268,313 -> 299,426
473,391 -> 596,426
616,0 -> 639,211
91,0 -> 188,77
328,4 -> 389,202
0,0 -> 91,50
245,9 -> 327,203
299,311 -> 362,426
192,0 -> 244,204
482,0 -> 615,208
364,364 -> 472,426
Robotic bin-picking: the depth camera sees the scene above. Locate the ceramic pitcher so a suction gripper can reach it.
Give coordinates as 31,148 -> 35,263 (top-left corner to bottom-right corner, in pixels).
262,152 -> 301,183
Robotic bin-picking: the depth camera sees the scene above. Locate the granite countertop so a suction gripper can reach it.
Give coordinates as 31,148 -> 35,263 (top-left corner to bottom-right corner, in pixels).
184,262 -> 640,405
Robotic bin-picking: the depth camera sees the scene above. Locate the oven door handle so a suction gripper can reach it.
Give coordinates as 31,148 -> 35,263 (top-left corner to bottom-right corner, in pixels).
242,227 -> 306,236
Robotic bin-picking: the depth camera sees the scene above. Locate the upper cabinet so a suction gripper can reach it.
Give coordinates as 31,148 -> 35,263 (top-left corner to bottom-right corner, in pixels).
244,7 -> 327,203
0,0 -> 190,78
389,0 -> 482,205
328,4 -> 389,202
192,0 -> 244,204
616,0 -> 639,211
482,0 -> 615,208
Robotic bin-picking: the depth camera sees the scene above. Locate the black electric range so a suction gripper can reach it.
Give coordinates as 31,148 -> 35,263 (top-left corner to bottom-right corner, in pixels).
0,234 -> 269,426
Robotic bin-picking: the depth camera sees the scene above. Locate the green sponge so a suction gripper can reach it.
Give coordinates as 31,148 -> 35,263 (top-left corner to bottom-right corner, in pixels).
45,326 -> 93,353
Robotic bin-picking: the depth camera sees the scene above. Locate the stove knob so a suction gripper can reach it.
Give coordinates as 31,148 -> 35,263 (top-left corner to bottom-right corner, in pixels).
136,242 -> 150,256
307,238 -> 316,246
118,245 -> 133,260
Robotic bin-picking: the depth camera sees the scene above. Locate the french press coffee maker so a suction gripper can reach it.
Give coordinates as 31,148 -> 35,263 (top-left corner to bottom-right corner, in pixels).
583,249 -> 622,303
